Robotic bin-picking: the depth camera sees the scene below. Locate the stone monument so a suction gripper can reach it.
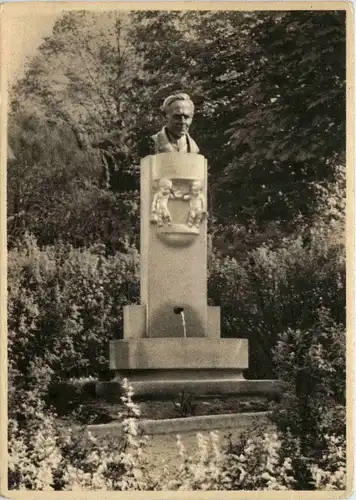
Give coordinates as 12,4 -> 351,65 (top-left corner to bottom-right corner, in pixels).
98,94 -> 277,398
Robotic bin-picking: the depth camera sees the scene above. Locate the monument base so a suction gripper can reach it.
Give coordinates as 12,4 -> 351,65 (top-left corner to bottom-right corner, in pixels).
109,338 -> 247,370
96,369 -> 282,399
99,338 -> 282,399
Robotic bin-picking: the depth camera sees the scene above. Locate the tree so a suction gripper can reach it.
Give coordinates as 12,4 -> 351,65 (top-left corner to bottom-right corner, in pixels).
9,10 -> 346,255
216,11 -> 346,233
7,110 -> 139,251
127,10 -> 346,252
9,11 -> 141,250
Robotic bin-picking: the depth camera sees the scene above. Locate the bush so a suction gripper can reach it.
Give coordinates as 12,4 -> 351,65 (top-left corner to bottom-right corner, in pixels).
153,426 -> 346,491
267,309 -> 346,489
208,217 -> 345,379
8,379 -> 154,491
8,378 -> 346,491
8,233 -> 139,411
209,240 -> 345,378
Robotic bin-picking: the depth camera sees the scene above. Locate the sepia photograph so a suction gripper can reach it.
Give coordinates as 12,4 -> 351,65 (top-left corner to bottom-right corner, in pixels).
1,2 -> 353,496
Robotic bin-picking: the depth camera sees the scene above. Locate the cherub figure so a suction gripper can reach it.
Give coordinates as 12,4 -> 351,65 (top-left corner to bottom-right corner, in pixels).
150,178 -> 180,226
182,180 -> 207,228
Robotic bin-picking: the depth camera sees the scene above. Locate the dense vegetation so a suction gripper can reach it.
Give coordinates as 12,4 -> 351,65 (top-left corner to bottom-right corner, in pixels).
7,9 -> 346,491
9,10 -> 345,251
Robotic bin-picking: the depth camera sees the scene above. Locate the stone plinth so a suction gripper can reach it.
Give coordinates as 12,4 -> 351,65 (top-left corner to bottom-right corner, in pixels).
109,338 -> 248,370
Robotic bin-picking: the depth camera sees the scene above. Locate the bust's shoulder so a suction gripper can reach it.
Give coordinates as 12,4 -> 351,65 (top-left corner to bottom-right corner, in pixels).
141,128 -> 201,156
139,128 -> 167,156
187,134 -> 200,154
151,129 -> 163,142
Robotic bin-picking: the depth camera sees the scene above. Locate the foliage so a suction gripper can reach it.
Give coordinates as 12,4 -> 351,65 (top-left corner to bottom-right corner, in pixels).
159,430 -> 297,490
208,164 -> 345,378
209,236 -> 345,378
9,10 -> 346,252
8,379 -> 154,491
217,11 -> 346,231
7,108 -> 138,252
9,381 -> 346,492
165,428 -> 345,491
45,377 -> 112,422
268,309 -> 346,489
310,434 -> 347,490
127,10 -> 345,241
8,232 -> 139,409
9,11 -> 140,250
11,12 -> 133,144
273,309 -> 346,407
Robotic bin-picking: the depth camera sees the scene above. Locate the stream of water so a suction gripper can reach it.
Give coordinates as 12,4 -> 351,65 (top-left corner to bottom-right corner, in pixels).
180,311 -> 187,337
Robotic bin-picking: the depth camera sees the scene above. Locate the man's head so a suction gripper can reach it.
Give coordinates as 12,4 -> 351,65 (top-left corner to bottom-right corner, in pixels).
162,93 -> 194,139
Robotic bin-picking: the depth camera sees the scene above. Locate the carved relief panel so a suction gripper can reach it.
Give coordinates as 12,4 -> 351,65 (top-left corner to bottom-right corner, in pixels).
150,178 -> 207,232
146,153 -> 207,245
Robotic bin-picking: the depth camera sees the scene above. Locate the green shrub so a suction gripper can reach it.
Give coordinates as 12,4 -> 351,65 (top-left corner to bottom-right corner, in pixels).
266,309 -> 346,489
8,233 -> 139,410
8,379 -> 346,491
208,230 -> 345,379
154,427 -> 346,491
8,379 -> 154,491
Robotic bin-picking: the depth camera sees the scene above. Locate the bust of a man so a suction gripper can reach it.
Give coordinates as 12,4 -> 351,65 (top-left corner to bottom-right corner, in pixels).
150,93 -> 199,154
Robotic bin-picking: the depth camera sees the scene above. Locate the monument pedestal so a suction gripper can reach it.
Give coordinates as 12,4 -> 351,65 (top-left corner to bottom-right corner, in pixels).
97,339 -> 280,399
97,153 -> 280,400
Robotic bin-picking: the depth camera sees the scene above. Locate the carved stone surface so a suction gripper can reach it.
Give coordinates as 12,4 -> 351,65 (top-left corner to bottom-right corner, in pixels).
182,180 -> 207,228
150,178 -> 174,226
150,178 -> 206,233
141,153 -> 208,337
151,153 -> 205,180
109,338 -> 248,370
157,224 -> 199,235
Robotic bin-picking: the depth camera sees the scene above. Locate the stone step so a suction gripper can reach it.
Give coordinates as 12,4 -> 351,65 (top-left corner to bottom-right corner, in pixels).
86,411 -> 271,439
96,373 -> 282,400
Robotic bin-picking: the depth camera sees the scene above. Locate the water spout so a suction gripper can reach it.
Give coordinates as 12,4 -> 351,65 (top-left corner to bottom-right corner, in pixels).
180,311 -> 187,338
173,306 -> 186,337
